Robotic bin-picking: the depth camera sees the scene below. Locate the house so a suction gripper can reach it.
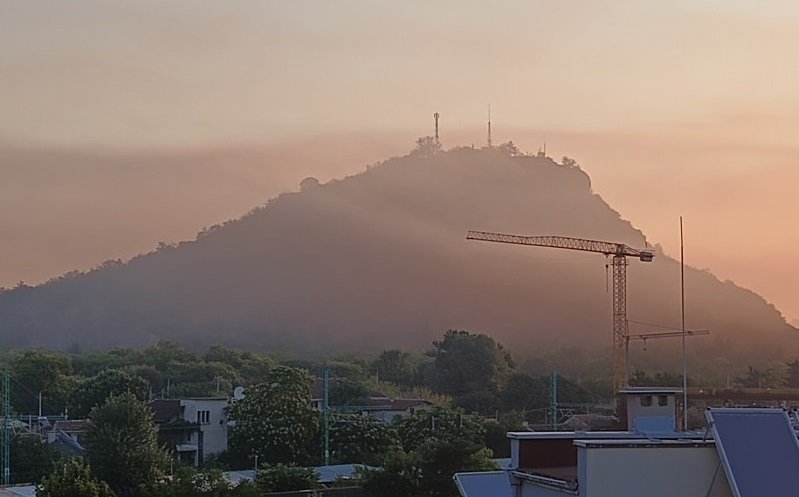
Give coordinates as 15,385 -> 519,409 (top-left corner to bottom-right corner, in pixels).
310,377 -> 430,423
454,388 -> 799,497
149,397 -> 229,466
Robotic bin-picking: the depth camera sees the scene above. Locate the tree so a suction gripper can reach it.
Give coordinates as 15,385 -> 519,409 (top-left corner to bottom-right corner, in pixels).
483,411 -> 524,458
786,359 -> 799,388
411,136 -> 441,158
10,349 -> 74,414
561,156 -> 578,168
144,467 -> 237,497
228,366 -> 319,466
735,366 -> 783,389
417,438 -> 496,497
499,373 -> 547,412
255,464 -> 320,493
371,350 -> 417,387
359,450 -> 421,497
11,434 -> 62,483
329,414 -> 399,465
395,407 -> 485,452
70,369 -> 149,418
37,459 -> 114,497
329,378 -> 371,407
85,392 -> 169,496
429,330 -> 514,411
496,141 -> 520,156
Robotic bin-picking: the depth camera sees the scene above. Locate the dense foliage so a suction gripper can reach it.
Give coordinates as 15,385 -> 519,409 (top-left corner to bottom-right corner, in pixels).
228,367 -> 318,466
85,392 -> 169,496
37,459 -> 114,497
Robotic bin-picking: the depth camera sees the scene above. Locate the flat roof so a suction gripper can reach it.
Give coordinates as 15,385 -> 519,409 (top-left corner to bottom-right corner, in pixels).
618,387 -> 683,395
508,431 -> 641,440
508,430 -> 708,440
574,439 -> 716,449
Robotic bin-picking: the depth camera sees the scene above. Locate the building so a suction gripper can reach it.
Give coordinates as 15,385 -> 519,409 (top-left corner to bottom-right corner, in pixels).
310,377 -> 431,423
149,397 -> 229,465
454,389 -> 799,497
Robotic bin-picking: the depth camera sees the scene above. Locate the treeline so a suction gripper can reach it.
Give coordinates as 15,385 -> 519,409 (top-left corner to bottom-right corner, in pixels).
0,331 -> 608,419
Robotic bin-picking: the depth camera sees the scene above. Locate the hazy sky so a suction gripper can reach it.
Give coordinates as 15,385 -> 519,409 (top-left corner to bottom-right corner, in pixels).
1,1 -> 798,323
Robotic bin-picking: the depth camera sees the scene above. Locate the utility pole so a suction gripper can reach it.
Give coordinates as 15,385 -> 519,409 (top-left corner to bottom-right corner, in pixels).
2,371 -> 11,486
487,104 -> 492,148
322,368 -> 330,466
549,372 -> 558,430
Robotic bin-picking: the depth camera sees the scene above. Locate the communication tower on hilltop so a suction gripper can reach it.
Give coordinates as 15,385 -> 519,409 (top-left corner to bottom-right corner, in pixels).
434,112 -> 440,145
487,104 -> 492,148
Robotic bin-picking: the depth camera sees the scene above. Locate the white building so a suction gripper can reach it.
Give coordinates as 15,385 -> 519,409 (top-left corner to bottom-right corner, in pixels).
455,389 -> 799,497
149,397 -> 229,466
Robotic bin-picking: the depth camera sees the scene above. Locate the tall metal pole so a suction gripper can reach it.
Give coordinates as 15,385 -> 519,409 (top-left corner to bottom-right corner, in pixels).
2,371 -> 11,486
322,368 -> 330,466
681,217 -> 688,431
549,372 -> 558,430
433,112 -> 440,145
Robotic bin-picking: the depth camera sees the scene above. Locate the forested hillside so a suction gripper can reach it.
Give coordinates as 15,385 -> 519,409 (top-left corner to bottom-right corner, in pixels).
0,143 -> 795,363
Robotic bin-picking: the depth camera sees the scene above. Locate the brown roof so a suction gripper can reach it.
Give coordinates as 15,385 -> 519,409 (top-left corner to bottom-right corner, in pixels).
148,399 -> 182,423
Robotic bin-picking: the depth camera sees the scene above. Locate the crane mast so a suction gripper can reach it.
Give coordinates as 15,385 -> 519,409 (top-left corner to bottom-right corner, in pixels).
466,230 -> 654,393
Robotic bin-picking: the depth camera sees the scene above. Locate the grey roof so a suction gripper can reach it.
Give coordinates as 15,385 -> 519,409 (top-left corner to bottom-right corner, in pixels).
224,464 -> 373,485
454,471 -> 513,497
0,486 -> 37,497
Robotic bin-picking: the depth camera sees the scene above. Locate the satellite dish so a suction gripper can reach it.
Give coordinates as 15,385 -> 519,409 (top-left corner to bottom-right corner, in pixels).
233,386 -> 246,401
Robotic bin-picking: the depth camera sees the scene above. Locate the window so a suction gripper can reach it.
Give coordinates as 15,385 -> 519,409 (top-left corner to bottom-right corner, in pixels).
197,410 -> 211,424
640,395 -> 653,407
657,395 -> 669,407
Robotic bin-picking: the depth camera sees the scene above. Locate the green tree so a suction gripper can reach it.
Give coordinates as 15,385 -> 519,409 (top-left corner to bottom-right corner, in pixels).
145,467 -> 235,497
395,407 -> 485,452
358,450 -> 421,497
372,350 -> 417,386
85,392 -> 169,496
329,414 -> 399,465
786,359 -> 799,388
483,411 -> 524,458
417,438 -> 496,497
430,331 -> 514,411
255,464 -> 320,493
228,366 -> 318,466
10,349 -> 74,414
37,459 -> 114,497
499,373 -> 547,412
70,369 -> 149,418
330,378 -> 371,407
11,434 -> 62,483
734,365 -> 783,389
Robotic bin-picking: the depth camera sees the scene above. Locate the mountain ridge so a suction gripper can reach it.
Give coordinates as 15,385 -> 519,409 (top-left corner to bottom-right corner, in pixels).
1,146 -> 795,361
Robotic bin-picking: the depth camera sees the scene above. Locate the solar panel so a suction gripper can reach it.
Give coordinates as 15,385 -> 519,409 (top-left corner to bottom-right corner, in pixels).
453,471 -> 513,497
707,408 -> 799,497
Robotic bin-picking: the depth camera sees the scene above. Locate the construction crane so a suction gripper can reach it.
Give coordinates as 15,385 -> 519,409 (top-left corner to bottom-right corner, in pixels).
628,329 -> 710,351
466,230 -> 654,393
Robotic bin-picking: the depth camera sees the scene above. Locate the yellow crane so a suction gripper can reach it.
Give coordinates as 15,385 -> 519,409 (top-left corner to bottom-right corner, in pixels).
466,230 -> 654,393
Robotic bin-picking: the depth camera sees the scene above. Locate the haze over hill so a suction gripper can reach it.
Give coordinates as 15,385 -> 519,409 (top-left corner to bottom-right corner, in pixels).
0,146 -> 795,362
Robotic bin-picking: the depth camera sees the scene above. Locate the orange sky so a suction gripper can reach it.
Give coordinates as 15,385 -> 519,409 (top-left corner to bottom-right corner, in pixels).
1,1 -> 797,324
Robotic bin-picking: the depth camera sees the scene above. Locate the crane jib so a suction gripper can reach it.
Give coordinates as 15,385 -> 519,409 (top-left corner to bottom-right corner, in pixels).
466,230 -> 654,261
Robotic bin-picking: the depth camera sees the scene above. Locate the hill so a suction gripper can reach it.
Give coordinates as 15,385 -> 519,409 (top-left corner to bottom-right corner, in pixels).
1,145 -> 796,362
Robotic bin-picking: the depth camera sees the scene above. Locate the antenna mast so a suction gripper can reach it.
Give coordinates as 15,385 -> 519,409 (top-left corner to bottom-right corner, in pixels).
434,112 -> 440,145
487,104 -> 492,148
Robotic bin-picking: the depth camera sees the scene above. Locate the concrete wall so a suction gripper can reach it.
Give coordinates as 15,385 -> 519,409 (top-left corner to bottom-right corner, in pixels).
579,446 -> 732,497
181,399 -> 229,461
